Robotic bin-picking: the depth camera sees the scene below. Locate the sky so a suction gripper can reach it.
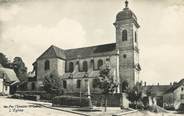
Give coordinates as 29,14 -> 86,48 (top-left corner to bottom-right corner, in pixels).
0,0 -> 184,85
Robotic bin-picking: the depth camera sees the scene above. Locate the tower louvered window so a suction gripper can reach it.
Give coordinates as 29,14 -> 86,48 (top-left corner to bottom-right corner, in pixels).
122,30 -> 127,41
135,31 -> 137,43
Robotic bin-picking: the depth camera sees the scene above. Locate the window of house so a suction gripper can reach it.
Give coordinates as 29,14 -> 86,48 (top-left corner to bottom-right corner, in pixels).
63,80 -> 67,89
106,58 -> 110,61
77,80 -> 81,88
69,62 -> 74,72
44,60 -> 50,70
181,87 -> 184,91
5,86 -> 7,91
97,59 -> 103,69
123,54 -> 127,58
135,31 -> 137,43
181,94 -> 184,99
83,61 -> 88,72
122,30 -> 127,41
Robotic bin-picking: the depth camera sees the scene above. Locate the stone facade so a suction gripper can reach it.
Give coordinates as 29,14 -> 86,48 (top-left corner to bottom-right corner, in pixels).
114,8 -> 140,88
0,78 -> 10,95
163,83 -> 184,110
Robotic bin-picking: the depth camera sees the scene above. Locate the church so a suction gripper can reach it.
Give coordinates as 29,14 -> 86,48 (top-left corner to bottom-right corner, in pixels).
29,1 -> 141,94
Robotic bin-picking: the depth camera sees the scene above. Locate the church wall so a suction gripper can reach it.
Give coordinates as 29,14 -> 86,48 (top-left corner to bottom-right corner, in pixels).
62,78 -> 102,94
119,49 -> 135,88
66,55 -> 118,72
37,58 -> 65,80
63,55 -> 119,94
57,59 -> 65,77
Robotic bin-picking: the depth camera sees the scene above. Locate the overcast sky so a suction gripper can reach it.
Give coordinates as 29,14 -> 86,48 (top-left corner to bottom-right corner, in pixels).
0,0 -> 184,85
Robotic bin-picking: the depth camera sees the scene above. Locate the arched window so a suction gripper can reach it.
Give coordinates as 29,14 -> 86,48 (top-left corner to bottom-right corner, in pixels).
44,60 -> 50,70
69,62 -> 74,72
135,31 -> 137,43
76,80 -> 81,88
122,30 -> 127,41
97,59 -> 103,69
83,61 -> 88,72
63,80 -> 67,89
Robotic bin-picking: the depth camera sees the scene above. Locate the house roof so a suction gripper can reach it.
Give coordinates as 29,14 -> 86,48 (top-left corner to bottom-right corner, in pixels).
143,85 -> 171,92
164,79 -> 184,94
37,43 -> 117,61
0,65 -> 19,83
143,85 -> 172,96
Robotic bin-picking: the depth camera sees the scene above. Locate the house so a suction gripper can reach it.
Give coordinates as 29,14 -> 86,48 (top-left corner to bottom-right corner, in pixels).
31,1 -> 141,95
0,64 -> 19,95
163,79 -> 184,110
142,84 -> 172,107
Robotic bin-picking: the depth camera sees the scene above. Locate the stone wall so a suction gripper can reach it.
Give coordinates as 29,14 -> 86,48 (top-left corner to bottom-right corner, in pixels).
65,55 -> 118,72
115,20 -> 140,88
37,58 -> 65,80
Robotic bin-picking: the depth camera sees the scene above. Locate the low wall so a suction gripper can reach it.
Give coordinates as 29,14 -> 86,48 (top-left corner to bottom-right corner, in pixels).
64,93 -> 124,107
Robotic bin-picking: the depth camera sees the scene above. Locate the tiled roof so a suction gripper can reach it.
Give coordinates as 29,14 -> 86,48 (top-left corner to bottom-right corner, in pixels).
164,79 -> 184,94
37,43 -> 117,60
65,43 -> 117,60
0,66 -> 19,83
143,85 -> 172,96
144,85 -> 171,92
37,45 -> 66,60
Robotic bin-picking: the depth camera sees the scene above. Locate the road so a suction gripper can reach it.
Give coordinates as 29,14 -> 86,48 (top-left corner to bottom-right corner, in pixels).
0,96 -> 80,116
0,96 -> 183,116
122,111 -> 183,116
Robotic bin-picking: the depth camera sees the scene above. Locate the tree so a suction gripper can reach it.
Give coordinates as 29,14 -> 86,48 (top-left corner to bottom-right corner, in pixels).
12,57 -> 28,82
121,80 -> 129,92
0,52 -> 11,68
43,74 -> 63,96
95,64 -> 118,112
127,82 -> 143,108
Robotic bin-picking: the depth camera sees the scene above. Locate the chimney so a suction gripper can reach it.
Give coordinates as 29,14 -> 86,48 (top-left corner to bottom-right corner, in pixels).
170,82 -> 172,86
144,82 -> 146,86
157,83 -> 159,86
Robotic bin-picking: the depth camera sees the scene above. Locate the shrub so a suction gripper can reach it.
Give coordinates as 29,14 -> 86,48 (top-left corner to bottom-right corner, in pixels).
164,105 -> 175,111
177,103 -> 184,112
40,93 -> 56,100
52,96 -> 91,107
23,94 -> 40,101
129,102 -> 144,110
11,94 -> 24,99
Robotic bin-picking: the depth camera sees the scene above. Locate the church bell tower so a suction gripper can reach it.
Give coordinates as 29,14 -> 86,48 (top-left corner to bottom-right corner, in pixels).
114,0 -> 141,89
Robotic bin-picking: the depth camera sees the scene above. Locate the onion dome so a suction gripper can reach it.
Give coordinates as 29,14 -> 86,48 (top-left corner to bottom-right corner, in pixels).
116,0 -> 137,21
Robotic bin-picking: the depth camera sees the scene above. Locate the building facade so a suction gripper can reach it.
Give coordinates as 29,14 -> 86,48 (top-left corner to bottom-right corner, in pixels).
163,79 -> 184,110
0,64 -> 19,95
31,1 -> 141,94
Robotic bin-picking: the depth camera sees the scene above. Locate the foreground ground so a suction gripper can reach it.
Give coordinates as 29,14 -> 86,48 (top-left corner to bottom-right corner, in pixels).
0,96 -> 80,116
0,96 -> 183,116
